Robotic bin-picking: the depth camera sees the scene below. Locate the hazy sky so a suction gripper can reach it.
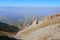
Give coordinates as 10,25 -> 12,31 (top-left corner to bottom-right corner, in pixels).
0,0 -> 60,23
0,0 -> 60,16
0,0 -> 60,6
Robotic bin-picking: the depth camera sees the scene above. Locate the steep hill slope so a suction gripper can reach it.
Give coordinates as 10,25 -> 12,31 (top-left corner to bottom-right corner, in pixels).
15,14 -> 60,40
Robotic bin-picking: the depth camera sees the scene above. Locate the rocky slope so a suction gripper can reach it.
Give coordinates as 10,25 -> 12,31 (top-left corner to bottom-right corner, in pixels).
15,14 -> 60,40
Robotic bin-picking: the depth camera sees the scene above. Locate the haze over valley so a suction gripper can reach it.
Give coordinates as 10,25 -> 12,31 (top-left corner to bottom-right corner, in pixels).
0,6 -> 60,23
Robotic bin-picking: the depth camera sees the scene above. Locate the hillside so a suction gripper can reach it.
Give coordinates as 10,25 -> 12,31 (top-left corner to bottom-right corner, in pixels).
15,14 -> 60,40
0,22 -> 20,36
0,35 -> 21,40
